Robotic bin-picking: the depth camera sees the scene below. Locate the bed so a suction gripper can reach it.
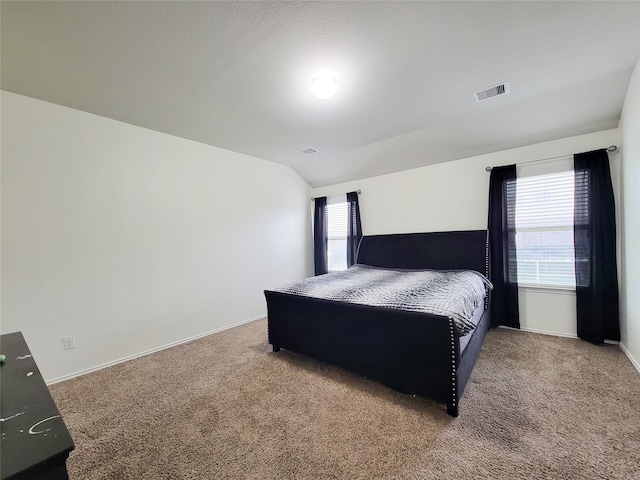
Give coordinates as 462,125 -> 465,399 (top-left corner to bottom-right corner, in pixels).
264,230 -> 491,417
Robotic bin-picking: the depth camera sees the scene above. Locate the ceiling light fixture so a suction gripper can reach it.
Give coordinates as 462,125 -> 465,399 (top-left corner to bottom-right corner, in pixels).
310,70 -> 338,99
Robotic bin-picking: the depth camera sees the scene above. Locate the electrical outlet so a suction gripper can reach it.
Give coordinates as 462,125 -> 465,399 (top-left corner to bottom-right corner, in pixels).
63,336 -> 76,350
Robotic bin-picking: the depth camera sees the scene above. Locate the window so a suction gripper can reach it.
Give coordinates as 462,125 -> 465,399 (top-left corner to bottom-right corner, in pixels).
514,159 -> 575,288
326,198 -> 348,272
313,191 -> 362,276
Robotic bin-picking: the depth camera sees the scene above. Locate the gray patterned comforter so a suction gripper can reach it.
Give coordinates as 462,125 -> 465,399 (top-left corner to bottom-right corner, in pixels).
274,265 -> 493,336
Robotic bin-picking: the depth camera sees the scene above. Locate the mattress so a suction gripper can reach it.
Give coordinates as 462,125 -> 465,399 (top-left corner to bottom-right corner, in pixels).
274,264 -> 492,336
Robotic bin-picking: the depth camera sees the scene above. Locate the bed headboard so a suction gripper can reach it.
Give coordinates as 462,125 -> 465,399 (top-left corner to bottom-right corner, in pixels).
356,230 -> 488,275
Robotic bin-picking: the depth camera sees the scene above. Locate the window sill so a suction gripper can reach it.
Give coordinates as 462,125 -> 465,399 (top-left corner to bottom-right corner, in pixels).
517,284 -> 576,295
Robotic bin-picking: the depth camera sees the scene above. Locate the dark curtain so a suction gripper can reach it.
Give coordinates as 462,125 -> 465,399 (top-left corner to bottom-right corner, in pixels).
346,191 -> 363,266
313,196 -> 328,275
488,165 -> 520,328
574,150 -> 620,344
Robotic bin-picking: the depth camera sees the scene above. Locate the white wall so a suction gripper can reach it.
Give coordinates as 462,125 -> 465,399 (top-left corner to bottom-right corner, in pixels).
312,129 -> 621,338
1,91 -> 312,382
619,59 -> 640,370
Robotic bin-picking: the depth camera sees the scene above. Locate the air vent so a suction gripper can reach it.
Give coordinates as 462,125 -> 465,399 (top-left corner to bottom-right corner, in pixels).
298,147 -> 318,155
474,82 -> 510,102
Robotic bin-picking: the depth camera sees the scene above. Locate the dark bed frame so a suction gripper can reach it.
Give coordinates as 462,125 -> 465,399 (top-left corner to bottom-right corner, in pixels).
264,230 -> 490,417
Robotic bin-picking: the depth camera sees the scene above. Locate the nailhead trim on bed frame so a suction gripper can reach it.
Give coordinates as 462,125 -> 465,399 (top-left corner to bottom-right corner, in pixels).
449,319 -> 457,409
484,234 -> 490,311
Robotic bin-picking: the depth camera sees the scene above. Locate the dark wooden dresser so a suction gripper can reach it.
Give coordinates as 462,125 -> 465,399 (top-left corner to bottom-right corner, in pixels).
1,332 -> 75,480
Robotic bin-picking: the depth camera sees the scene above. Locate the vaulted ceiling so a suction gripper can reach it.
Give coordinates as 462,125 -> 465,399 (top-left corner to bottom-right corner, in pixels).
2,1 -> 639,187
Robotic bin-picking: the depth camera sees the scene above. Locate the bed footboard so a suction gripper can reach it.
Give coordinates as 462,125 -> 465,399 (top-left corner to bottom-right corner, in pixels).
265,291 -> 462,412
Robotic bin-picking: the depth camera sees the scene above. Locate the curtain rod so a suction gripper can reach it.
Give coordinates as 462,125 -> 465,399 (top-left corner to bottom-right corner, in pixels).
485,145 -> 618,172
311,189 -> 361,201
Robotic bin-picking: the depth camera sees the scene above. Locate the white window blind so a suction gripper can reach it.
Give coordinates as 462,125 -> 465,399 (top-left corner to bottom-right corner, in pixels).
515,160 -> 575,288
326,197 -> 348,272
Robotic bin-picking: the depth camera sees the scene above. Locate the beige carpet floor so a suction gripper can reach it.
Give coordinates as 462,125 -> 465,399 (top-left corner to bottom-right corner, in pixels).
50,318 -> 640,480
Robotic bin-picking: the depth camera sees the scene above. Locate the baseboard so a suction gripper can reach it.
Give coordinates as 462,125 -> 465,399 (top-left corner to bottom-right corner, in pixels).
619,342 -> 640,374
499,325 -> 578,339
46,315 -> 266,385
499,325 -> 623,344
